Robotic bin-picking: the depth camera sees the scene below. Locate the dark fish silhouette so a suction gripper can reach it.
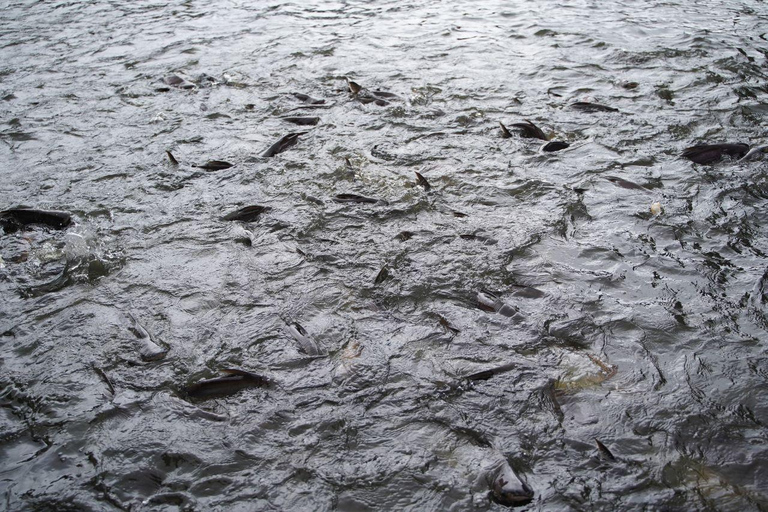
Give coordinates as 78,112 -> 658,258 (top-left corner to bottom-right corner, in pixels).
681,143 -> 751,164
395,231 -> 415,241
511,120 -> 548,140
491,462 -> 534,506
166,150 -> 179,165
222,205 -> 271,222
358,96 -> 389,106
499,122 -> 513,138
263,132 -> 307,158
281,116 -> 320,126
333,193 -> 380,204
595,438 -> 616,461
542,141 -> 570,152
571,101 -> 619,113
126,313 -> 169,362
1,209 -> 72,232
346,78 -> 362,94
195,160 -> 233,171
93,366 -> 115,396
186,369 -> 269,400
374,265 -> 389,284
465,362 -> 518,381
415,171 -> 431,191
371,90 -> 399,99
604,175 -> 650,192
285,321 -> 321,355
292,93 -> 325,104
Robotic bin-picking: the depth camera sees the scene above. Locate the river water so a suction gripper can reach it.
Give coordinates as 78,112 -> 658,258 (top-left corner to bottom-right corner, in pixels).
1,0 -> 768,510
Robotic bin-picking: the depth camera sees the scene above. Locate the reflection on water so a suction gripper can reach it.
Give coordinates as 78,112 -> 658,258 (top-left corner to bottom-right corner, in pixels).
1,0 -> 768,509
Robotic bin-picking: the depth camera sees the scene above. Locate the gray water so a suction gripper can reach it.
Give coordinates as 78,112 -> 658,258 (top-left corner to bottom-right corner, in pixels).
2,0 -> 768,510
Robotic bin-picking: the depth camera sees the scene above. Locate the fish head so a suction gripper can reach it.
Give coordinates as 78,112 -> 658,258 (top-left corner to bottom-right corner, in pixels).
491,463 -> 534,506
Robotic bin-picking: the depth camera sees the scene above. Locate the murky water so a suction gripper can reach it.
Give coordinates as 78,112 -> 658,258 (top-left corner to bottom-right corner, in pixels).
2,0 -> 768,510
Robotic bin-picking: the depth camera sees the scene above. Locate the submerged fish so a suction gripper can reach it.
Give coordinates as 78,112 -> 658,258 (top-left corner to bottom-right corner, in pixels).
333,193 -> 381,204
222,205 -> 271,222
371,90 -> 399,99
604,175 -> 651,192
511,119 -> 548,140
490,461 -> 534,507
186,368 -> 269,400
681,143 -> 751,164
571,101 -> 619,113
262,132 -> 307,158
0,209 -> 72,232
542,141 -> 570,152
476,289 -> 518,317
280,116 -> 320,126
195,160 -> 233,171
465,362 -> 518,381
284,321 -> 321,356
126,313 -> 169,362
292,92 -> 325,104
374,265 -> 389,284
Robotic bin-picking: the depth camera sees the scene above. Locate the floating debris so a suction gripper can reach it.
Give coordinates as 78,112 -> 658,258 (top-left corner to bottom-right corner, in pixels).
650,201 -> 662,215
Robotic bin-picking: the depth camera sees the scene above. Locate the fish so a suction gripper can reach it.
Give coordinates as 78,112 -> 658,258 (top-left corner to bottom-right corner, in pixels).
490,461 -> 534,506
284,321 -> 321,356
166,150 -> 179,165
163,75 -> 195,89
333,193 -> 380,204
499,122 -> 513,139
542,141 -> 570,152
280,116 -> 320,126
465,362 -> 518,381
595,438 -> 616,461
358,95 -> 389,106
93,366 -> 115,396
681,143 -> 750,164
604,175 -> 651,192
395,231 -> 415,241
292,93 -> 325,104
435,313 -> 460,334
222,205 -> 271,222
739,145 -> 768,162
346,78 -> 362,94
262,132 -> 307,158
476,289 -> 518,317
126,313 -> 169,362
415,171 -> 431,191
511,120 -> 548,140
195,160 -> 233,171
374,265 -> 389,284
0,209 -> 72,232
571,101 -> 619,113
186,369 -> 269,400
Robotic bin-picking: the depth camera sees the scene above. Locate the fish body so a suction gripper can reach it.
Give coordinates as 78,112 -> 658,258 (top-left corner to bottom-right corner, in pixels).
346,78 -> 362,95
465,362 -> 518,381
186,369 -> 269,400
0,209 -> 72,232
682,143 -> 750,164
195,160 -> 233,171
511,120 -> 548,140
374,266 -> 389,284
371,90 -> 399,99
605,175 -> 650,192
333,193 -> 380,204
542,141 -> 570,152
571,101 -> 619,113
163,75 -> 195,89
284,321 -> 321,356
262,132 -> 307,157
222,205 -> 271,222
280,116 -> 320,126
292,93 -> 325,104
476,289 -> 518,317
491,461 -> 534,506
127,313 -> 168,362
